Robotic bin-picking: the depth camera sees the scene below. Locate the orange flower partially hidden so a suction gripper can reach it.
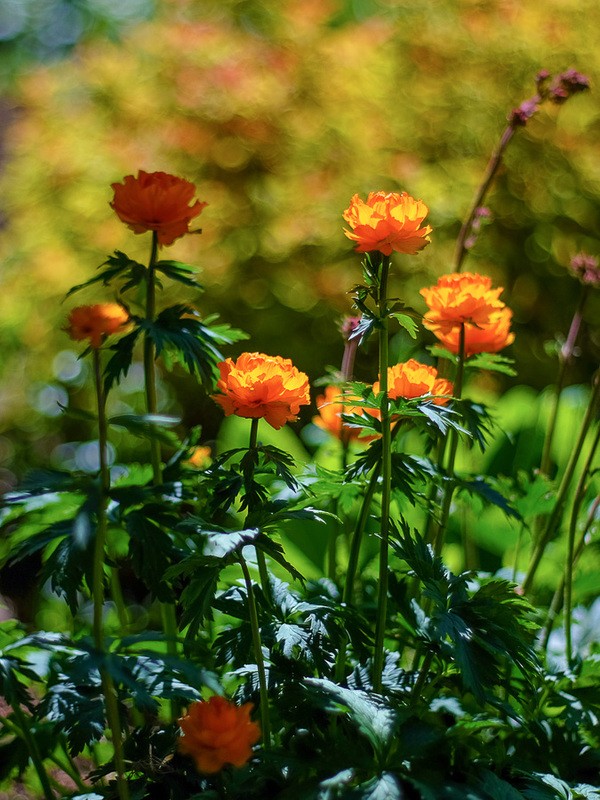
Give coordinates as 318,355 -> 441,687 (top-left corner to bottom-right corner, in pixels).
343,191 -> 432,256
184,446 -> 212,470
178,696 -> 261,774
213,352 -> 310,430
420,272 -> 507,337
433,305 -> 515,357
65,303 -> 129,349
110,170 -> 207,246
314,385 -> 369,442
372,359 -> 453,406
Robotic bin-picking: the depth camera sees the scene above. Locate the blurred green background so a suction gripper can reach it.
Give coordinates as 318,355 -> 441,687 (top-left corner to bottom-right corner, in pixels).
0,0 -> 599,486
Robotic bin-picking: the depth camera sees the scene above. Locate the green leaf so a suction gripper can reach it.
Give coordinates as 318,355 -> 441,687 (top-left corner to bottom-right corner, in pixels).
109,413 -> 182,447
455,477 -> 521,520
103,328 -> 141,393
155,259 -> 204,289
305,678 -> 397,758
466,352 -> 517,377
348,773 -> 403,800
477,770 -> 526,799
65,250 -> 145,296
390,311 -> 419,339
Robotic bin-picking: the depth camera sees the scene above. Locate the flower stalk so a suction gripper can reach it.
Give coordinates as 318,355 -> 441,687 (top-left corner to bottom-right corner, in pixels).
522,372 -> 600,594
238,555 -> 271,749
92,349 -> 130,800
373,254 -> 392,693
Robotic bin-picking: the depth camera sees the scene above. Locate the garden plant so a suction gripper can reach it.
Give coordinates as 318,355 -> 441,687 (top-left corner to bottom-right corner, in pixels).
1,68 -> 600,800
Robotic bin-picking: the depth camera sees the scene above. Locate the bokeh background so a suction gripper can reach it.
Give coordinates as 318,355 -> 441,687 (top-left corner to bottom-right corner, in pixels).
0,0 -> 599,487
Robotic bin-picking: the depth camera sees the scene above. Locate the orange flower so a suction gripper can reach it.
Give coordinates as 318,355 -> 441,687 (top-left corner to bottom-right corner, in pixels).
372,359 -> 453,406
313,385 -> 369,442
65,303 -> 129,348
433,305 -> 515,357
213,352 -> 310,430
420,272 -> 507,337
110,170 -> 207,246
343,191 -> 432,255
178,696 -> 261,774
184,445 -> 212,470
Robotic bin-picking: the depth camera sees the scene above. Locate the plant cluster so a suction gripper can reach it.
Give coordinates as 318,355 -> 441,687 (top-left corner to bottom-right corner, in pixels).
1,74 -> 600,800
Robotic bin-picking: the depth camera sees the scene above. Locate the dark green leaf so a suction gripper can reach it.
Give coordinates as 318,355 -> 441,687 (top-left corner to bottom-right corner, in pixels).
65,251 -> 145,297
109,413 -> 182,447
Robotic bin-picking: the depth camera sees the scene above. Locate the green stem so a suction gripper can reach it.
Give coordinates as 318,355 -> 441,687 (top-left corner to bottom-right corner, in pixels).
142,232 -> 179,706
144,231 -> 162,485
540,494 -> 600,650
522,373 -> 600,595
432,324 -> 466,558
92,350 -> 130,800
540,285 -> 588,476
334,467 -> 380,683
564,421 -> 600,667
410,650 -> 435,707
373,255 -> 391,694
246,418 -> 271,600
238,555 -> 271,748
454,125 -> 516,273
7,706 -> 55,800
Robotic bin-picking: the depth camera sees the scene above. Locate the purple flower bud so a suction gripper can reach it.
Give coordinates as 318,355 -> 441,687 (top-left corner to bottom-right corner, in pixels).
569,252 -> 600,286
550,70 -> 590,104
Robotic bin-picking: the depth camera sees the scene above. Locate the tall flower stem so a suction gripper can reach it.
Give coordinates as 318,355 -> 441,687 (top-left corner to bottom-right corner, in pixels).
238,555 -> 271,749
248,418 -> 271,599
143,232 -> 179,688
564,422 -> 600,667
540,494 -> 600,649
92,350 -> 130,800
540,285 -> 588,476
522,373 -> 600,595
7,705 -> 55,800
373,254 -> 392,694
432,324 -> 466,557
454,126 -> 515,273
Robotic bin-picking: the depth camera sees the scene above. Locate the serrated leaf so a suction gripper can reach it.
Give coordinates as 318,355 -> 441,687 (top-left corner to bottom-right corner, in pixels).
109,413 -> 182,447
348,773 -> 403,800
155,259 -> 204,289
466,352 -> 517,377
390,311 -> 419,339
103,328 -> 141,392
305,678 -> 397,757
65,251 -> 145,297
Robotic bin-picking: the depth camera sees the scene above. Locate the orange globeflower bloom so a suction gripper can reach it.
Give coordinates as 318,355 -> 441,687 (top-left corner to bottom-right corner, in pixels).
178,696 -> 261,774
343,191 -> 432,256
65,303 -> 129,349
110,170 -> 207,246
420,272 -> 508,337
213,352 -> 310,430
372,359 -> 453,406
434,305 -> 515,357
314,385 -> 368,442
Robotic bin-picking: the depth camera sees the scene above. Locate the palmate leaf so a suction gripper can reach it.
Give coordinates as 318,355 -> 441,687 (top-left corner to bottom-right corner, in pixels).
466,352 -> 517,377
455,477 -> 521,520
305,678 -> 398,760
125,507 -> 183,599
104,328 -> 141,393
65,250 -> 145,297
154,259 -> 204,289
109,413 -> 182,447
138,304 -> 247,389
346,773 -> 403,800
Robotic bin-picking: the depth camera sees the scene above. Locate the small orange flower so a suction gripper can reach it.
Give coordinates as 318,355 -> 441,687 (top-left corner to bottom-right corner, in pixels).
420,272 -> 507,337
65,303 -> 129,349
213,352 -> 310,430
184,445 -> 212,470
110,170 -> 207,246
343,191 -> 432,255
372,359 -> 453,406
314,385 -> 369,442
433,305 -> 515,357
178,696 -> 261,774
